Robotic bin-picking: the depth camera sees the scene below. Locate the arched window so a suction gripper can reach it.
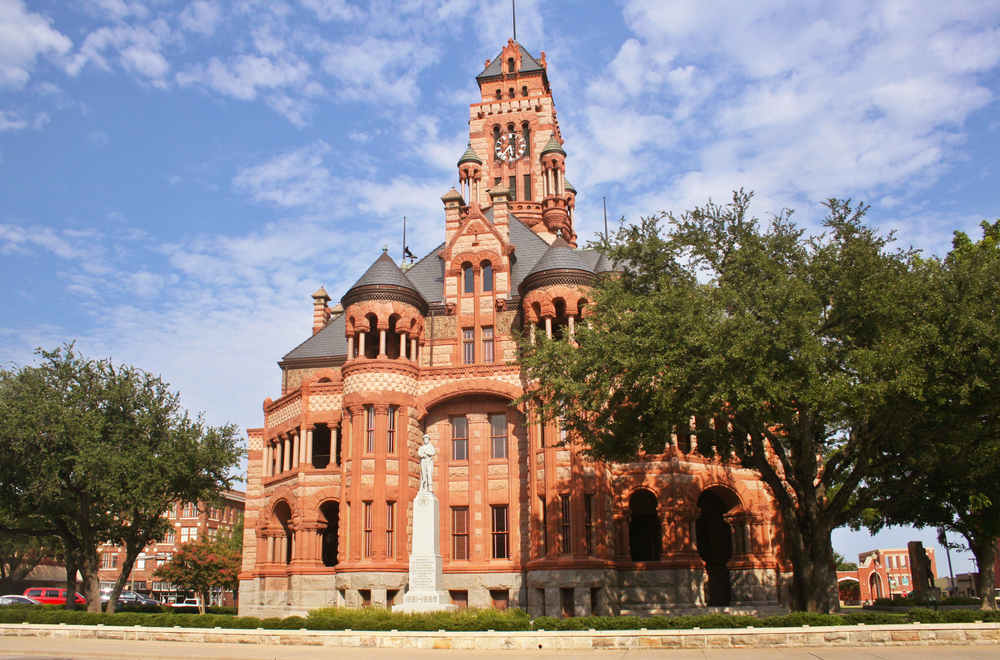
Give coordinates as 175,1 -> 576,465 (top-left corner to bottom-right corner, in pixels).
319,501 -> 339,567
628,489 -> 661,562
697,489 -> 735,606
521,85 -> 528,97
495,89 -> 502,100
493,125 -> 501,142
386,315 -> 399,359
463,262 -> 474,294
508,88 -> 515,99
364,314 -> 378,359
507,57 -> 515,73
482,261 -> 494,292
521,121 -> 531,158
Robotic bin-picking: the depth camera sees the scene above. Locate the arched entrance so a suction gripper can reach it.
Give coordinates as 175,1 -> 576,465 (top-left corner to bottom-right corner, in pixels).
319,500 -> 340,567
696,489 -> 735,606
869,572 -> 883,600
272,500 -> 293,565
628,489 -> 661,562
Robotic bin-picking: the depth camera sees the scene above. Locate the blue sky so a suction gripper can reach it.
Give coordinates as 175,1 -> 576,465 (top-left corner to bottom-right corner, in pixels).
2,0 -> 999,574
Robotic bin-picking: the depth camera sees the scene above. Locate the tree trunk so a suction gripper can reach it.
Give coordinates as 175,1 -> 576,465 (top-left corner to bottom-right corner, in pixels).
198,590 -> 208,615
78,547 -> 103,613
106,545 -> 143,613
781,507 -> 836,612
63,553 -> 78,612
970,537 -> 997,611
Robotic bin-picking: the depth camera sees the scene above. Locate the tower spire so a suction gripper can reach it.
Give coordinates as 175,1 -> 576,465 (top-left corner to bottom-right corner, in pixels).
512,0 -> 516,41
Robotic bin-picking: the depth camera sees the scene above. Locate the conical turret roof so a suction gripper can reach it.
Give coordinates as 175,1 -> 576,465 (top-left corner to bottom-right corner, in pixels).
458,142 -> 482,166
342,250 -> 427,312
564,179 -> 577,194
540,132 -> 566,157
519,234 -> 594,295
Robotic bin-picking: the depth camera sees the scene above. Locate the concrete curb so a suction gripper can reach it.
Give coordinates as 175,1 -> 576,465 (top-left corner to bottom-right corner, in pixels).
3,622 -> 1000,650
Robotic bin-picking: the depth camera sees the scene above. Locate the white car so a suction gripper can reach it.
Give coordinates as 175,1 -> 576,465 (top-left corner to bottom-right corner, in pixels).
0,595 -> 40,605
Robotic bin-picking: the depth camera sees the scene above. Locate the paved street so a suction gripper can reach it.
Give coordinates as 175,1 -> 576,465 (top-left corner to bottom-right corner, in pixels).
2,637 -> 1000,660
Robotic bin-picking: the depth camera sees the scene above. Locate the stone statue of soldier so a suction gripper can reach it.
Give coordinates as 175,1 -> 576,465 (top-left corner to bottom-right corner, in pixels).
418,434 -> 435,492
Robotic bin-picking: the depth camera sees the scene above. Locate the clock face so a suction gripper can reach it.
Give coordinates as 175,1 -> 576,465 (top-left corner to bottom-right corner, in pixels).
495,132 -> 526,162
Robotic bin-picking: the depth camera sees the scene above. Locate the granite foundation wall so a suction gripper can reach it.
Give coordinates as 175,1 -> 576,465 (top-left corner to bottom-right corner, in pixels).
3,622 -> 999,650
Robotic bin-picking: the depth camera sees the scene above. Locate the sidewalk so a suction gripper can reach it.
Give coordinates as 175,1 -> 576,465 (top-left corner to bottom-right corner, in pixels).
3,636 -> 1000,659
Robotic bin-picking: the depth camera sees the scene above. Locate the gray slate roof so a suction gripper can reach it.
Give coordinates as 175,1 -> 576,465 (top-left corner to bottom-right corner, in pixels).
347,251 -> 422,294
282,211 -> 589,362
526,236 -> 594,277
477,44 -> 545,80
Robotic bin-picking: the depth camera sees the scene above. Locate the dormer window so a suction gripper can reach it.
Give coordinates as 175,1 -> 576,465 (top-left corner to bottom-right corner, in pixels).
508,57 -> 515,73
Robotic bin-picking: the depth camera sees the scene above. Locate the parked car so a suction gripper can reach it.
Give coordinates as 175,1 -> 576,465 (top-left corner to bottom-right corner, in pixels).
100,590 -> 159,607
171,598 -> 203,607
0,595 -> 40,605
22,588 -> 86,605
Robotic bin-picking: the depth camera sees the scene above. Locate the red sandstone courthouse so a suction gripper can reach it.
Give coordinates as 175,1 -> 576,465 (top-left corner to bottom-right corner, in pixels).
239,40 -> 789,617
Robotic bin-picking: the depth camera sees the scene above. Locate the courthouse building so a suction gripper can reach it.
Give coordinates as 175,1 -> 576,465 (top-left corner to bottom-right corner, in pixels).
239,40 -> 788,618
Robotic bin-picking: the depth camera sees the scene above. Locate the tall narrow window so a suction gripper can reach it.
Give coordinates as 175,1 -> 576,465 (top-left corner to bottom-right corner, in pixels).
451,416 -> 468,461
490,413 -> 507,459
452,507 -> 469,560
523,173 -> 531,201
494,176 -> 501,188
585,494 -> 595,555
463,329 -> 475,364
386,406 -> 396,454
507,57 -> 515,73
521,85 -> 528,97
560,495 -> 572,554
522,122 -> 530,157
365,405 -> 375,453
463,262 -> 474,294
495,89 -> 501,100
492,505 -> 509,559
539,495 -> 548,555
386,501 -> 395,558
508,87 -> 515,98
363,501 -> 373,558
482,261 -> 494,292
482,326 -> 495,363
509,175 -> 517,201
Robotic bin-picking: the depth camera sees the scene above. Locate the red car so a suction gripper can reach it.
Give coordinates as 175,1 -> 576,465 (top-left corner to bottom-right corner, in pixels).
22,588 -> 87,605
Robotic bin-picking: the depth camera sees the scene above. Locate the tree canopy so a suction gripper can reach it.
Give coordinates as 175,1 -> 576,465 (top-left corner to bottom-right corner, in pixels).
519,192 -> 932,612
154,533 -> 241,614
864,220 -> 1000,610
0,345 -> 242,612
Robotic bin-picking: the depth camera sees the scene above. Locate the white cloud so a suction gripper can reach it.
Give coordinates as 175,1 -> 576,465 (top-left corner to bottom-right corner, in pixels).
67,20 -> 173,84
318,37 -> 432,104
566,0 -> 1000,226
299,0 -> 362,22
0,0 -> 72,89
179,0 -> 222,36
233,141 -> 334,207
177,54 -> 310,100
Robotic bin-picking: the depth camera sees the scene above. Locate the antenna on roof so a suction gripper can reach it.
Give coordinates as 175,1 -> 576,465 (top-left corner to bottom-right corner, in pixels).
512,0 -> 516,41
603,196 -> 609,242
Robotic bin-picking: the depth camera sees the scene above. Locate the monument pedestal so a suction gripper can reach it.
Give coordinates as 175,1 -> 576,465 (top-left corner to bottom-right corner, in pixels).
393,489 -> 456,612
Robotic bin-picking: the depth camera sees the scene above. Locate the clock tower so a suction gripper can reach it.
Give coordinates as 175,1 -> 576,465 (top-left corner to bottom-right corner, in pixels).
458,39 -> 575,246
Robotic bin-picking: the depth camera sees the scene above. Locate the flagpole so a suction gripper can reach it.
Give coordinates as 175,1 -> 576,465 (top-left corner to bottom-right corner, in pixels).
402,216 -> 407,265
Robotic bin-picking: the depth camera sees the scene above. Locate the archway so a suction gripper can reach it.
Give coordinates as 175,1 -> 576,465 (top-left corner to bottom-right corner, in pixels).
696,489 -> 734,605
628,489 -> 661,562
271,500 -> 293,565
319,500 -> 340,567
869,572 -> 884,600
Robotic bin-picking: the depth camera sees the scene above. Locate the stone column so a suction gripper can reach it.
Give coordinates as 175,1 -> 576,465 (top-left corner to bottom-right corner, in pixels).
292,432 -> 300,469
568,315 -> 575,337
411,338 -> 418,362
306,427 -> 314,466
545,317 -> 552,339
347,335 -> 354,359
400,332 -> 407,359
379,329 -> 386,356
282,435 -> 291,472
359,332 -> 366,357
264,443 -> 272,477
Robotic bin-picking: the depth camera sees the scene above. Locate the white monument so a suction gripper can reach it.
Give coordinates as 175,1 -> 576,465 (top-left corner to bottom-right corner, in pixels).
392,434 -> 457,612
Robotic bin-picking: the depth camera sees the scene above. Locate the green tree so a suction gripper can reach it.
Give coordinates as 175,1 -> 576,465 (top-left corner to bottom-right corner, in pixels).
518,192 -> 931,612
0,345 -> 242,612
154,534 -> 241,614
865,220 -> 1000,610
833,551 -> 857,572
0,508 -> 60,594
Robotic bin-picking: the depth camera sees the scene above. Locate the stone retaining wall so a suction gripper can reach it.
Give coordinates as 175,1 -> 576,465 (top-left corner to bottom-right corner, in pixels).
2,623 -> 998,650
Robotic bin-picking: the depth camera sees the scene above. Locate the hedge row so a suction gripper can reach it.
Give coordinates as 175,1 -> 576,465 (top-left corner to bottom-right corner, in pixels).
2,605 -> 998,631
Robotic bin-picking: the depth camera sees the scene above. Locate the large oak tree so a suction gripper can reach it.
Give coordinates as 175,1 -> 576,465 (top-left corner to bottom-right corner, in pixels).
0,345 -> 242,612
519,192 -> 931,612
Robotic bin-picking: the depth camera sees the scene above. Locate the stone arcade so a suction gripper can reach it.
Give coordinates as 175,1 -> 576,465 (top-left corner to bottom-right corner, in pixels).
238,39 -> 790,618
